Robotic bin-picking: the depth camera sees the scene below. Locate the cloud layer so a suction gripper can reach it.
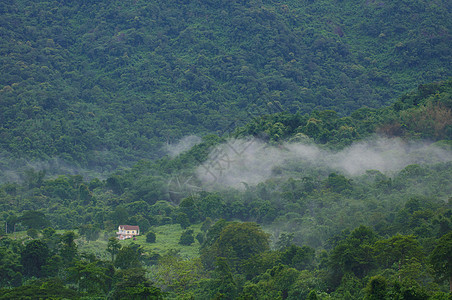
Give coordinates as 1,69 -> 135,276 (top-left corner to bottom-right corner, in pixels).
195,137 -> 452,189
165,135 -> 202,157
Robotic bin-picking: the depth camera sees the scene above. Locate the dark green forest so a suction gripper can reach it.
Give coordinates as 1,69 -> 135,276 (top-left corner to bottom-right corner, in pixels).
1,0 -> 451,170
1,79 -> 451,298
1,0 -> 452,299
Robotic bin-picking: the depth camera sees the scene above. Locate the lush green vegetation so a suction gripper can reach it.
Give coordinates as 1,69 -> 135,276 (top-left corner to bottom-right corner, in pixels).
1,0 -> 451,298
1,0 -> 451,170
1,79 -> 451,298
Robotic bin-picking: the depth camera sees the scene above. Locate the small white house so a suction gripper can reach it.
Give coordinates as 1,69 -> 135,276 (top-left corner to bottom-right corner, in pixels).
116,225 -> 140,240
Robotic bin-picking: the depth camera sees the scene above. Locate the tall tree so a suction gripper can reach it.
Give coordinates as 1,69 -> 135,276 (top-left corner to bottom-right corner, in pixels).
67,260 -> 110,295
203,222 -> 270,270
20,211 -> 49,230
374,234 -> 423,275
430,232 -> 452,292
20,240 -> 50,278
106,237 -> 121,263
59,231 -> 78,266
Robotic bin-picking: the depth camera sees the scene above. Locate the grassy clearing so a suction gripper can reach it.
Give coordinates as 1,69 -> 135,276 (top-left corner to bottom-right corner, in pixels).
122,224 -> 202,260
77,224 -> 203,261
7,225 -> 202,261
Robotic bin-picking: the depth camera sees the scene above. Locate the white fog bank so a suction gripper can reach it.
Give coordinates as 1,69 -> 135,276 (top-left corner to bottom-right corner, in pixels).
195,137 -> 452,188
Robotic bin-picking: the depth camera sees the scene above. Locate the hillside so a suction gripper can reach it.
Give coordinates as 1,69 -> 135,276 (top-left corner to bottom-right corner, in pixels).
1,0 -> 451,170
1,79 -> 451,298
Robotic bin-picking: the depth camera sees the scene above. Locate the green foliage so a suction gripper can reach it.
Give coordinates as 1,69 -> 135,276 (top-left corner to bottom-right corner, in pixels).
59,231 -> 78,265
115,244 -> 142,269
364,276 -> 388,300
364,276 -> 430,300
20,211 -> 49,230
153,255 -> 205,297
0,38 -> 450,297
146,232 -> 156,244
329,226 -> 377,286
280,245 -> 316,271
107,237 -> 122,262
0,246 -> 22,287
110,268 -> 164,300
241,264 -> 300,300
0,0 -> 450,170
196,232 -> 204,245
0,278 -> 79,300
78,224 -> 101,241
235,79 -> 452,145
276,232 -> 295,251
202,222 -> 270,270
175,212 -> 190,229
26,228 -> 39,239
430,232 -> 452,292
67,260 -> 110,295
179,229 -> 195,246
374,234 -> 424,271
20,240 -> 50,278
200,217 -> 213,233
208,257 -> 238,300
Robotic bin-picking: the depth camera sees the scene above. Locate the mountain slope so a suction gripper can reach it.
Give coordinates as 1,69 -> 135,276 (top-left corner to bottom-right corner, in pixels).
1,0 -> 451,168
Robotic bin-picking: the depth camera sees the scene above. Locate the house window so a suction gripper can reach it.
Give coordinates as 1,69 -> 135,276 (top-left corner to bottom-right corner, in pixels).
127,231 -> 129,233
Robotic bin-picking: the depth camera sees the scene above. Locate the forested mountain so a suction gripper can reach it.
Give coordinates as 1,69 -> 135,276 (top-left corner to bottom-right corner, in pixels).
1,0 -> 451,170
1,0 -> 452,298
1,78 -> 451,298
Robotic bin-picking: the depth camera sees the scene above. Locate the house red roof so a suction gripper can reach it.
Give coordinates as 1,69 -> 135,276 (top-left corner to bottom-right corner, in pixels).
119,225 -> 139,230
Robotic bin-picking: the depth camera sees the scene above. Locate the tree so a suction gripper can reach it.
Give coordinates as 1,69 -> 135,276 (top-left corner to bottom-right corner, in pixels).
0,278 -> 79,299
276,232 -> 295,251
175,212 -> 190,229
5,214 -> 19,234
155,255 -> 205,295
364,276 -> 387,300
146,232 -> 156,243
41,227 -> 60,251
67,260 -> 110,295
201,217 -> 213,232
21,240 -> 50,277
198,193 -> 225,219
196,232 -> 204,244
20,211 -> 49,230
110,206 -> 129,226
59,231 -> 78,265
430,232 -> 452,292
281,244 -> 315,271
374,234 -> 423,275
179,196 -> 200,223
78,224 -> 100,242
23,169 -> 46,189
203,222 -> 270,270
209,257 -> 237,299
0,246 -> 22,287
115,244 -> 142,269
27,228 -> 39,239
106,175 -> 124,195
326,173 -> 352,193
78,183 -> 93,204
329,226 -> 377,285
110,268 -> 164,300
179,229 -> 195,246
241,264 -> 300,299
107,237 -> 121,262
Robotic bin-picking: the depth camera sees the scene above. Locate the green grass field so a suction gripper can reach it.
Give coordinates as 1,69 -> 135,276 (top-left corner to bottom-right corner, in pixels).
78,224 -> 203,261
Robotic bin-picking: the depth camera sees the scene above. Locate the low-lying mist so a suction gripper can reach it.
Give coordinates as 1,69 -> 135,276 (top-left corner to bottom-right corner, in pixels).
0,156 -> 109,184
195,136 -> 452,189
164,135 -> 202,157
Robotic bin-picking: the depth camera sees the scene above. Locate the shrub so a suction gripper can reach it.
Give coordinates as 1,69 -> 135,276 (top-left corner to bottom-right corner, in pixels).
146,231 -> 156,243
179,229 -> 194,246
